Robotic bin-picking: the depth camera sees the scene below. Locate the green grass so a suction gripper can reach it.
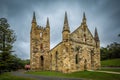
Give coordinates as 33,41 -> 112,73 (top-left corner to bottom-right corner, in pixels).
100,68 -> 120,72
101,58 -> 120,67
26,71 -> 120,80
0,72 -> 34,80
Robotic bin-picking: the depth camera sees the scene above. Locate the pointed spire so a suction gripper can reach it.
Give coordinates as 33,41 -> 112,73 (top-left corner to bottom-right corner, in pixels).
82,12 -> 86,23
32,11 -> 36,23
94,27 -> 99,42
64,11 -> 68,25
63,11 -> 70,32
83,12 -> 86,19
46,17 -> 50,28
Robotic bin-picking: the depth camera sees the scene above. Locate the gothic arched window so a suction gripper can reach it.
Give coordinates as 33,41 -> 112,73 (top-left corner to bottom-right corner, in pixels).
55,51 -> 58,63
75,54 -> 79,64
55,51 -> 58,71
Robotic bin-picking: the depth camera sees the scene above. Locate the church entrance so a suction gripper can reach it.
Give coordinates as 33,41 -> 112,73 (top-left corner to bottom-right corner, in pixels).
40,56 -> 44,70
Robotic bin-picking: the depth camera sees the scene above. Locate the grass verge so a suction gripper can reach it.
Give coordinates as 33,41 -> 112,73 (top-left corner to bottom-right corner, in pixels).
0,72 -> 34,80
101,58 -> 120,67
26,71 -> 120,80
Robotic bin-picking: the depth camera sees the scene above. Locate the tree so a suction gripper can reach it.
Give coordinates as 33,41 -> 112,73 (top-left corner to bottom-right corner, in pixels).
101,34 -> 120,61
0,18 -> 16,52
101,42 -> 120,60
0,18 -> 16,72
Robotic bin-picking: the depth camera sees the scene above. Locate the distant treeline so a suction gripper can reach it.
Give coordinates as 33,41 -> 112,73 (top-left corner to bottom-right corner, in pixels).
0,52 -> 30,72
101,42 -> 120,61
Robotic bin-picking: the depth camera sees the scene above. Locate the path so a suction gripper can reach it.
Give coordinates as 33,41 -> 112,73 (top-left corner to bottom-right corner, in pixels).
11,71 -> 84,80
88,70 -> 120,74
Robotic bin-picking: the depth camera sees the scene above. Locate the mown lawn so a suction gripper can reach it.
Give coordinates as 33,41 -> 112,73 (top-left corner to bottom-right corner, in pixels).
0,72 -> 34,80
26,71 -> 120,80
101,58 -> 120,67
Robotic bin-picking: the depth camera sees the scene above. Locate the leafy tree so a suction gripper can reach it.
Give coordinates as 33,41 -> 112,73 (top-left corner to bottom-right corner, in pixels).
0,18 -> 16,52
101,34 -> 120,61
0,18 -> 16,72
0,18 -> 30,73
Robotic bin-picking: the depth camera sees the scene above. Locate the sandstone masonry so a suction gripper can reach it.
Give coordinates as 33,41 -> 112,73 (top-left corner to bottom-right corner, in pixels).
30,12 -> 101,73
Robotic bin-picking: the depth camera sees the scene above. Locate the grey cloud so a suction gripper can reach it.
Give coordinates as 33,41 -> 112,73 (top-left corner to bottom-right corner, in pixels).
0,0 -> 120,59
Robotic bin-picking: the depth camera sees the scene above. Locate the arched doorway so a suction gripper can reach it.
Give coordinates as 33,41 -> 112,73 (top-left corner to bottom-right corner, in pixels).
75,54 -> 79,64
40,56 -> 44,70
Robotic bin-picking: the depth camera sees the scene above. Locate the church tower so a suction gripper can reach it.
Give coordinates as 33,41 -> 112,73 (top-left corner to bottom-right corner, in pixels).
30,12 -> 50,70
62,12 -> 70,42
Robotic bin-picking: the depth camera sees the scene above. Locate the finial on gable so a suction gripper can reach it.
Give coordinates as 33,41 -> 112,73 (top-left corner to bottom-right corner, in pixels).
63,11 -> 70,32
46,17 -> 50,28
82,12 -> 86,23
32,11 -> 36,23
94,27 -> 100,42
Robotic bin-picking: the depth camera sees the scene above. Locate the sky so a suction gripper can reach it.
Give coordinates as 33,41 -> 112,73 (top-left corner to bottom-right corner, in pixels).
0,0 -> 120,59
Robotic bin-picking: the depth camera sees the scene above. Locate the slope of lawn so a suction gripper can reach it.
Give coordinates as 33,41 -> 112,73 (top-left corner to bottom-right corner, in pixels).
26,71 -> 120,80
101,58 -> 120,67
0,72 -> 34,80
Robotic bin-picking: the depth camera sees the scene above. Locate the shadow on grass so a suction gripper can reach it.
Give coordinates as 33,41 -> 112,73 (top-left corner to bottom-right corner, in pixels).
26,71 -> 120,80
0,72 -> 34,80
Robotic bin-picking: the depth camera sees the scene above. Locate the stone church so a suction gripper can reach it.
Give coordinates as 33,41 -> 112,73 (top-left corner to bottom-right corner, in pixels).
30,12 -> 100,73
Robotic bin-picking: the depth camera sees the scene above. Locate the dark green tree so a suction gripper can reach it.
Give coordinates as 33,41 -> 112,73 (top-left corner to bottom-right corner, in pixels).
101,42 -> 120,60
101,34 -> 120,61
0,18 -> 16,72
0,18 -> 16,52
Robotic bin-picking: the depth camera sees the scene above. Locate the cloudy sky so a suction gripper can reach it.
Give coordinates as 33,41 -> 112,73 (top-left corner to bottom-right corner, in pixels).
0,0 -> 120,59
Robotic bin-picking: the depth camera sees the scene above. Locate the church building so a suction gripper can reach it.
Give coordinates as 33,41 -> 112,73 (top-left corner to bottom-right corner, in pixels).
30,12 -> 100,73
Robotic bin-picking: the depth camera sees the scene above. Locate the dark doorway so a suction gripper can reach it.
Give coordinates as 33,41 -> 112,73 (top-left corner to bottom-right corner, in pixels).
40,56 -> 44,70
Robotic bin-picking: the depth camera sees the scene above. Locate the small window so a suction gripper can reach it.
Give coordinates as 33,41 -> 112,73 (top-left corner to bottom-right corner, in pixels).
56,51 -> 58,60
40,44 -> 43,50
40,32 -> 42,37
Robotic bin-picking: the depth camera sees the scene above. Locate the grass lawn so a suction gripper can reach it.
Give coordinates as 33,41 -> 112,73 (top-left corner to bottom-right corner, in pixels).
101,58 -> 120,67
0,72 -> 34,80
26,71 -> 120,80
100,68 -> 120,72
